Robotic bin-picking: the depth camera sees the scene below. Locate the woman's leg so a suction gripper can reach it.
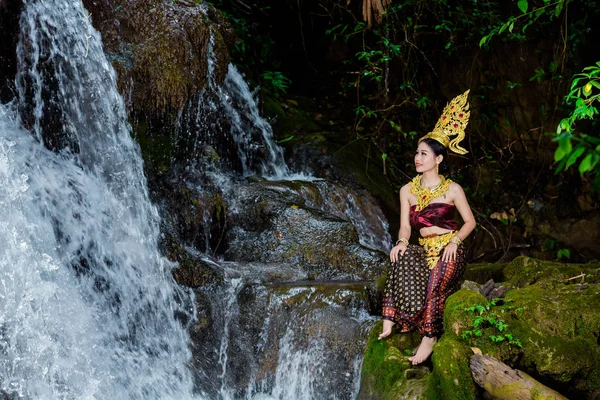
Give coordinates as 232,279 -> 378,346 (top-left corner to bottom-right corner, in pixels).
409,245 -> 466,364
379,245 -> 429,339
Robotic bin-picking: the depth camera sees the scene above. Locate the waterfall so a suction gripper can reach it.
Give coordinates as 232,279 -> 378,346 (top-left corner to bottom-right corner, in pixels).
0,0 -> 199,398
181,33 -> 323,180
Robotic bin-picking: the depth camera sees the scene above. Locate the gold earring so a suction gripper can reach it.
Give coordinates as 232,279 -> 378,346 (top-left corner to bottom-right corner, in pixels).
436,163 -> 439,172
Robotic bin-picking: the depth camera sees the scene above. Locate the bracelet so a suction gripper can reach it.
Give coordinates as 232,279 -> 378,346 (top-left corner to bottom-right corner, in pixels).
450,235 -> 462,245
395,238 -> 409,246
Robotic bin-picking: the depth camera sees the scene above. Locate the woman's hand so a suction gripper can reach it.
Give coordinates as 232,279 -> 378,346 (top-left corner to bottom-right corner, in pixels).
442,242 -> 458,263
390,243 -> 408,263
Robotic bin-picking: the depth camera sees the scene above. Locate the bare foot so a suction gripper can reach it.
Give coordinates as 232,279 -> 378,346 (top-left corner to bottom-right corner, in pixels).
378,320 -> 395,340
408,336 -> 437,365
410,344 -> 420,356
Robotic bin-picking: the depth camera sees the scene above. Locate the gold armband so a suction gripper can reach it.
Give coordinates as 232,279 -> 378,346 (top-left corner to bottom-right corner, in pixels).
395,238 -> 409,246
450,235 -> 462,245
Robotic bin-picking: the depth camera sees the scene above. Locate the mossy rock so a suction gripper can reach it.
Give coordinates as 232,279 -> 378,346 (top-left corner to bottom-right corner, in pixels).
262,95 -> 320,140
445,279 -> 600,398
506,283 -> 600,396
358,321 -> 424,400
503,256 -> 600,287
428,337 -> 477,400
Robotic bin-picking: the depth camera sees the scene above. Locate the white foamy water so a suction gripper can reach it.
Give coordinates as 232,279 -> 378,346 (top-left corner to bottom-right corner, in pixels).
0,0 -> 200,398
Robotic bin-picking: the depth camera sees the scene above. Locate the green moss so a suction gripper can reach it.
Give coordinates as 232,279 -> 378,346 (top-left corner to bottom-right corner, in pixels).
131,119 -> 173,173
443,289 -> 488,339
506,284 -> 600,392
375,275 -> 387,293
360,321 -> 422,399
364,257 -> 600,399
503,256 -> 600,287
429,337 -> 477,400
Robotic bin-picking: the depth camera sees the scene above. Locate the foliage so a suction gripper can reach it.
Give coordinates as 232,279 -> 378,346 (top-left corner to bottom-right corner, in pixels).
478,0 -> 600,187
458,298 -> 523,348
554,63 -> 600,187
207,1 -> 281,84
261,71 -> 291,97
479,0 -> 571,47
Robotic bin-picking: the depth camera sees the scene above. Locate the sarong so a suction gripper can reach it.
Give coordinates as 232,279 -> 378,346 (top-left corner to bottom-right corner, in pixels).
381,239 -> 465,337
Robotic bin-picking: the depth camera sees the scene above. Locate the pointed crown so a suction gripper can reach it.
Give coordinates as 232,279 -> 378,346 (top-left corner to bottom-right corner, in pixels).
419,90 -> 471,155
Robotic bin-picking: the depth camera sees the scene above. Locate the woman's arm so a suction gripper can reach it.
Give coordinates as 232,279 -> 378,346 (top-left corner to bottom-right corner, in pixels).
451,183 -> 476,240
441,183 -> 476,262
390,184 -> 412,263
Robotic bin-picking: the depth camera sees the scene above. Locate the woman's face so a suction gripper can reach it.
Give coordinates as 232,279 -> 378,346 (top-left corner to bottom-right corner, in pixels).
414,141 -> 440,173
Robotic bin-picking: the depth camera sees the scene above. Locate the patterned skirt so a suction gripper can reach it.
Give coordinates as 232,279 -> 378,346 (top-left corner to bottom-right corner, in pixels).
381,243 -> 465,337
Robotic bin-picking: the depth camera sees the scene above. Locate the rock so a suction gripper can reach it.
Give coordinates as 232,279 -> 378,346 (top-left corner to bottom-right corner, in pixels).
503,256 -> 600,287
223,180 -> 389,280
0,0 -> 22,102
444,270 -> 600,399
358,321 -> 424,400
480,279 -> 495,297
430,337 -> 477,400
191,279 -> 371,399
461,280 -> 482,292
403,367 -> 430,380
488,285 -> 508,299
82,0 -> 233,115
463,262 -> 507,284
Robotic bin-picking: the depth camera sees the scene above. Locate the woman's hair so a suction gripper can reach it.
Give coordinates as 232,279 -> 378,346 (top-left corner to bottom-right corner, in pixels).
421,138 -> 449,174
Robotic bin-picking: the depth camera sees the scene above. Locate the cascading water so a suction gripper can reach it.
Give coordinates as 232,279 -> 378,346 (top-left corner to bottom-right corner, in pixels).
0,1 -> 199,398
195,273 -> 373,400
172,27 -> 391,399
179,35 -> 290,179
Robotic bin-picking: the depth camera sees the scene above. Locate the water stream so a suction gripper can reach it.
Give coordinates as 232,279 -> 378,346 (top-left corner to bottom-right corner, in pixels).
1,0 -> 199,398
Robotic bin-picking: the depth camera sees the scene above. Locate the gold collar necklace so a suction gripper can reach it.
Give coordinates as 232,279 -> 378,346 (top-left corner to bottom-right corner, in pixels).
409,174 -> 452,211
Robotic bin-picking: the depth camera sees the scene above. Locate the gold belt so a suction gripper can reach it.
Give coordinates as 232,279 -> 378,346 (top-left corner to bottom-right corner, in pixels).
419,231 -> 457,269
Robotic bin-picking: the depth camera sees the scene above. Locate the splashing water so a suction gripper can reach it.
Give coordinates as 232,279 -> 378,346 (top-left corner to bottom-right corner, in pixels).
0,0 -> 200,398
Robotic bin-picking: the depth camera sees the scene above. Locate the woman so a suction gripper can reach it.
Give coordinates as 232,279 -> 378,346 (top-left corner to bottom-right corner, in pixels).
378,90 -> 476,366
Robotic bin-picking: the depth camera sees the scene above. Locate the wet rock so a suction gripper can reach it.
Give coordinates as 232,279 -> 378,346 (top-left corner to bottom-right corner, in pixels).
224,180 -> 389,280
191,279 -> 372,399
82,0 -> 233,115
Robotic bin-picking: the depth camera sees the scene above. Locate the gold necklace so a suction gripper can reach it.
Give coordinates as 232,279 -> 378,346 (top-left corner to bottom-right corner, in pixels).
409,174 -> 452,211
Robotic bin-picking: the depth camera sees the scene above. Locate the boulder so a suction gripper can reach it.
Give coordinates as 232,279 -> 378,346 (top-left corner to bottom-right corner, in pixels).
223,179 -> 389,280
82,0 -> 234,115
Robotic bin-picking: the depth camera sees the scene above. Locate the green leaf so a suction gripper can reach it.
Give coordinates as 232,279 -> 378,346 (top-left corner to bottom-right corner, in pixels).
579,153 -> 593,174
566,147 -> 586,169
517,0 -> 528,13
555,137 -> 572,162
277,135 -> 295,144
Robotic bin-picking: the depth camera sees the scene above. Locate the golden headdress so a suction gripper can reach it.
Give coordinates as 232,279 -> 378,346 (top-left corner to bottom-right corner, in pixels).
419,90 -> 470,155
